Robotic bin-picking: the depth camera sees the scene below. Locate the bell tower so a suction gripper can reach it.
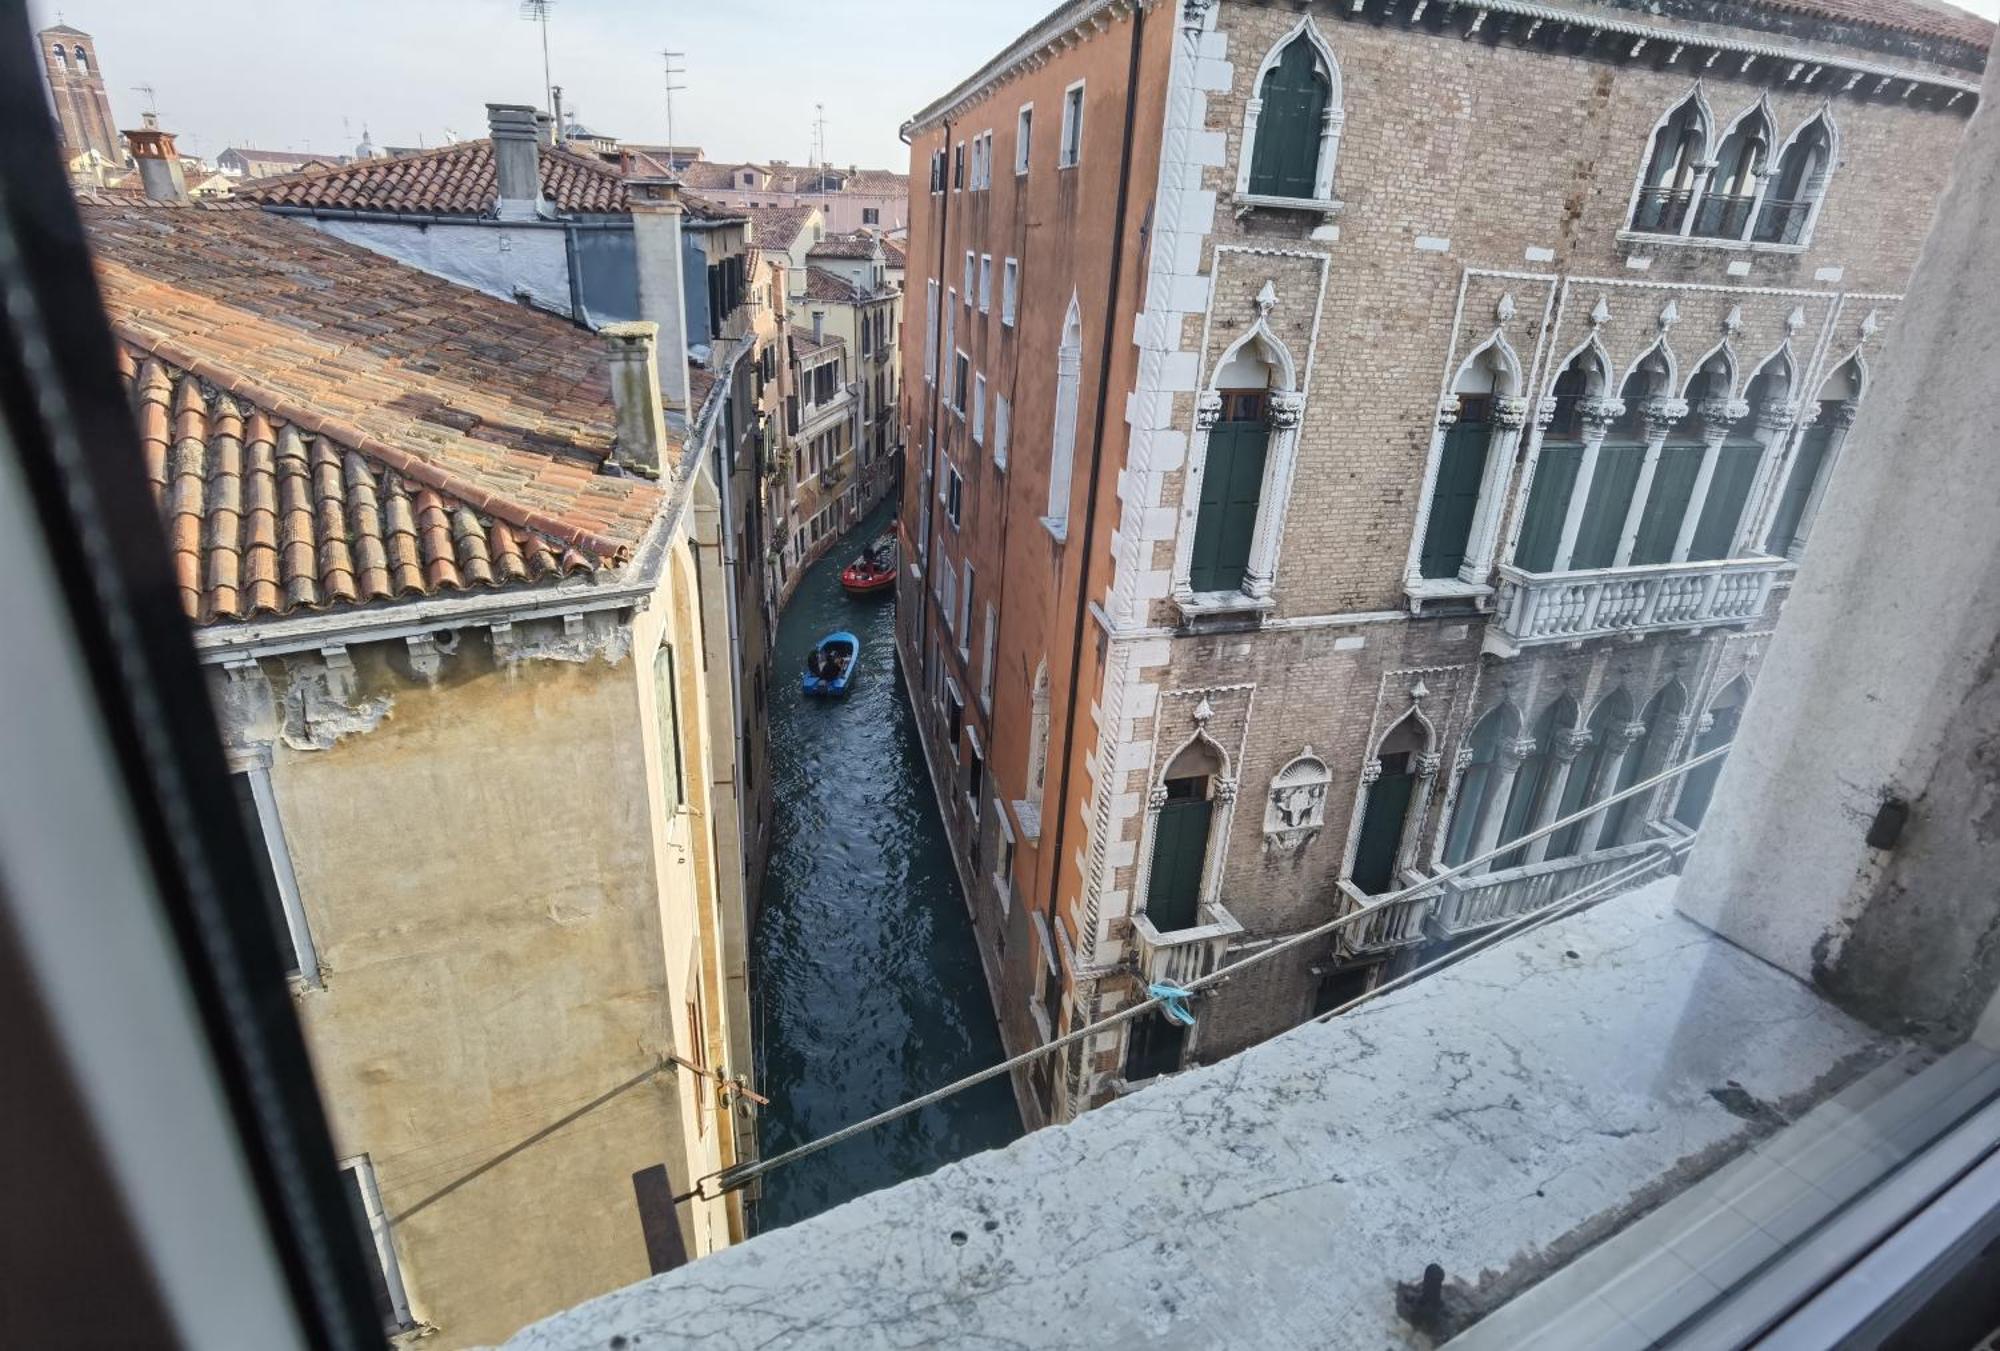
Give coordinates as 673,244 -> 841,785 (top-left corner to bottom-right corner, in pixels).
38,25 -> 122,166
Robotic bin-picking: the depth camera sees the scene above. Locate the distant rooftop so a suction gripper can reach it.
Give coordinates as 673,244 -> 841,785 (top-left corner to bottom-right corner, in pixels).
242,139 -> 630,217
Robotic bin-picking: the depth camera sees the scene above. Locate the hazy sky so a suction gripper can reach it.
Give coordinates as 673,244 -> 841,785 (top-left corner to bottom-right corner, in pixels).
28,0 -> 1052,168
32,0 -> 1999,168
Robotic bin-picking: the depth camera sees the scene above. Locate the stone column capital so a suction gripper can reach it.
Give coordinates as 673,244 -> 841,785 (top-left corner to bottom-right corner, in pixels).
1149,784 -> 1170,811
1500,736 -> 1539,768
1492,396 -> 1532,430
1360,759 -> 1383,787
1756,399 -> 1801,432
1700,397 -> 1753,435
1452,745 -> 1477,777
1214,776 -> 1239,806
1416,751 -> 1444,779
1612,720 -> 1651,752
1831,399 -> 1862,429
1578,397 -> 1626,432
1436,395 -> 1462,429
1535,396 -> 1561,430
1195,390 -> 1224,431
1642,397 -> 1691,434
1553,729 -> 1594,762
1268,390 -> 1306,429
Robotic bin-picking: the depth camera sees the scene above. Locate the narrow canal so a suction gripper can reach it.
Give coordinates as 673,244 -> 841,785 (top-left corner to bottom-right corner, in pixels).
750,502 -> 1023,1231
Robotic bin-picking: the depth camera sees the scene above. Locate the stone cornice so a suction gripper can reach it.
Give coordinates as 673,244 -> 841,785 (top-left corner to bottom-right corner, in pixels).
902,0 -> 1151,138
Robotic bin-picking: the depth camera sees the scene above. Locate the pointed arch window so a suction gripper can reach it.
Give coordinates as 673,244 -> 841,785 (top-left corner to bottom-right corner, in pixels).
1043,296 -> 1083,541
1419,338 -> 1522,581
1145,739 -> 1226,933
1237,21 -> 1344,207
1547,690 -> 1632,858
75,46 -> 91,73
1494,697 -> 1577,869
1630,356 -> 1728,565
1630,93 -> 1708,234
1755,115 -> 1834,245
1766,357 -> 1859,558
1675,679 -> 1748,829
1689,365 -> 1778,560
1351,717 -> 1429,894
1600,682 -> 1684,844
1514,347 -> 1638,573
1443,704 -> 1516,866
1189,388 -> 1270,593
1693,104 -> 1773,240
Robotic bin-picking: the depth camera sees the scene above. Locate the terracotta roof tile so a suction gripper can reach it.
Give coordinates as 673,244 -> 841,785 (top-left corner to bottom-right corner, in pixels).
1754,0 -> 1992,48
242,139 -> 631,216
801,266 -> 868,303
808,232 -> 884,260
744,205 -> 818,251
84,200 -> 670,626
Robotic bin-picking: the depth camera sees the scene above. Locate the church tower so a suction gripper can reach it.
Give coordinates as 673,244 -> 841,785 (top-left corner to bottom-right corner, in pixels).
38,25 -> 121,166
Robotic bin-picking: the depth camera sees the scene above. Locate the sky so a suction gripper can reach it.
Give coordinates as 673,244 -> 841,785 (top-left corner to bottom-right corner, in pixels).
32,0 -> 1999,168
27,0 -> 1054,168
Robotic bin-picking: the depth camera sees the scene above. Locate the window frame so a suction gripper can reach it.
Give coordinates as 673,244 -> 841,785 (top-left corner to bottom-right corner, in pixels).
978,254 -> 992,314
339,1155 -> 416,1333
1016,103 -> 1034,176
1059,81 -> 1085,169
994,392 -> 1011,472
232,759 -> 319,987
1001,257 -> 1019,327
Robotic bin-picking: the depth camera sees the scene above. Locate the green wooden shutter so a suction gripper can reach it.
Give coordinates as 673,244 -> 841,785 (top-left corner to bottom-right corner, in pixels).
1248,39 -> 1328,199
1513,445 -> 1581,573
1351,770 -> 1416,895
1570,442 -> 1645,569
1630,443 -> 1704,565
1766,425 -> 1830,555
1494,752 -> 1548,870
1420,421 -> 1491,579
1688,443 -> 1763,560
1145,797 -> 1212,931
1189,420 -> 1269,592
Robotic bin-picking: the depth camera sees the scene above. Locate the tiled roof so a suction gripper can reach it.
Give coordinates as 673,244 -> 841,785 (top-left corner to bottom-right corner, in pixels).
842,169 -> 908,196
1754,0 -> 1993,47
82,199 -> 666,625
242,139 -> 631,216
790,326 -> 843,356
802,266 -> 868,303
880,236 -> 907,267
673,161 -> 909,197
674,160 -> 747,191
224,148 -> 342,168
808,232 -> 883,260
745,205 -> 817,252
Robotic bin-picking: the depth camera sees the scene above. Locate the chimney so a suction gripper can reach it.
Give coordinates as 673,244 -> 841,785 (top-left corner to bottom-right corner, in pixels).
486,103 -> 544,221
126,128 -> 187,204
602,323 -> 667,478
551,85 -> 565,144
626,176 -> 692,408
534,110 -> 554,148
811,311 -> 824,342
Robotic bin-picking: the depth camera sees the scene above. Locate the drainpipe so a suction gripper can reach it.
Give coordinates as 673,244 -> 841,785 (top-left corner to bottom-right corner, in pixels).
1041,2 -> 1150,1083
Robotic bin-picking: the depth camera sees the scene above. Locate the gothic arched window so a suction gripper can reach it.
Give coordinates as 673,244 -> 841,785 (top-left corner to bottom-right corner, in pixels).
51,44 -> 69,71
1755,114 -> 1834,245
1443,703 -> 1517,866
1420,338 -> 1520,580
1766,357 -> 1860,558
1546,689 -> 1631,858
1493,696 -> 1578,869
1694,103 -> 1773,240
1674,678 -> 1749,829
1631,91 -> 1709,234
74,46 -> 90,73
1247,30 -> 1336,201
1145,739 -> 1226,932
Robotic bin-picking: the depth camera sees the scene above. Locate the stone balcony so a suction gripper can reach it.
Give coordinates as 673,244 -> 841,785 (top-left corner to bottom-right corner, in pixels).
1334,877 -> 1435,955
1486,555 -> 1788,655
1428,839 -> 1672,939
1131,902 -> 1244,987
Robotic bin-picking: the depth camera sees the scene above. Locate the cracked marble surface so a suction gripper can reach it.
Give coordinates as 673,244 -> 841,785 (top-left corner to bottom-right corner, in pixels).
499,881 -> 1893,1350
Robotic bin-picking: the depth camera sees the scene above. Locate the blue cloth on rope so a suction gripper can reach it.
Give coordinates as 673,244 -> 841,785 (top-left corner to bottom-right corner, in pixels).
1148,982 -> 1197,1027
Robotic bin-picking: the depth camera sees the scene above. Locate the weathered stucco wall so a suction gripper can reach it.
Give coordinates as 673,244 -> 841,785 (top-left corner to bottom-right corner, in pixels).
1676,60 -> 2000,1038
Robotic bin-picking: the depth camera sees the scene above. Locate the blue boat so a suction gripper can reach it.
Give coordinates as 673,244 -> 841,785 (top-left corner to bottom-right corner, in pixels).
802,630 -> 860,697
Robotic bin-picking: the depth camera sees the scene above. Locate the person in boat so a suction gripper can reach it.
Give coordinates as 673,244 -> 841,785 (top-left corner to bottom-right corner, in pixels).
827,650 -> 847,678
807,649 -> 824,678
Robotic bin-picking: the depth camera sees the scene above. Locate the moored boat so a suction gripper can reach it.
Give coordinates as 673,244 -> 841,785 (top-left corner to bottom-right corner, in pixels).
802,630 -> 860,697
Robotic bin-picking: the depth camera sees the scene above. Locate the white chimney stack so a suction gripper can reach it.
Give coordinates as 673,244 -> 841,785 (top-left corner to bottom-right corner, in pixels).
126,128 -> 188,204
627,176 -> 692,409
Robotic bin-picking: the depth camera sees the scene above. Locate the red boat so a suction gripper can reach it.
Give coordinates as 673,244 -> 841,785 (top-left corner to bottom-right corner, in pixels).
840,538 -> 897,597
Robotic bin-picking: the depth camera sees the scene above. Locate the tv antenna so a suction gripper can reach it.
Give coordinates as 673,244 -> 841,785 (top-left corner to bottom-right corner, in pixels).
519,0 -> 556,130
661,50 -> 686,163
130,84 -> 158,117
813,103 -> 828,169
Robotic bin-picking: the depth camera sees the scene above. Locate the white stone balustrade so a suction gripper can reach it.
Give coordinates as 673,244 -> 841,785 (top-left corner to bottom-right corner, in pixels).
1132,903 -> 1244,987
1488,555 -> 1787,653
1335,878 -> 1436,955
1429,840 -> 1667,938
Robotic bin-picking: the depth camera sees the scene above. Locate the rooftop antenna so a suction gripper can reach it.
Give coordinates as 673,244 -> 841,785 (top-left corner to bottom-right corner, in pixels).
661,50 -> 686,161
813,102 -> 828,170
131,84 -> 158,117
519,0 -> 556,135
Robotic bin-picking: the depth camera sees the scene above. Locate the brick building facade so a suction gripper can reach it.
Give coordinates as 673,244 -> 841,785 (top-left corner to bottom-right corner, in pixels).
37,24 -> 120,170
897,0 -> 1986,1125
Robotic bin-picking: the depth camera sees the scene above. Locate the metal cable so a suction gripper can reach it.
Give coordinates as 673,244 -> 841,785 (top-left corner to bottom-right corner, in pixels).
700,741 -> 1732,1199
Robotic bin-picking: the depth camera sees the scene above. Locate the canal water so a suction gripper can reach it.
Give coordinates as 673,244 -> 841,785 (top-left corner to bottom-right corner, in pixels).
750,503 -> 1023,1231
